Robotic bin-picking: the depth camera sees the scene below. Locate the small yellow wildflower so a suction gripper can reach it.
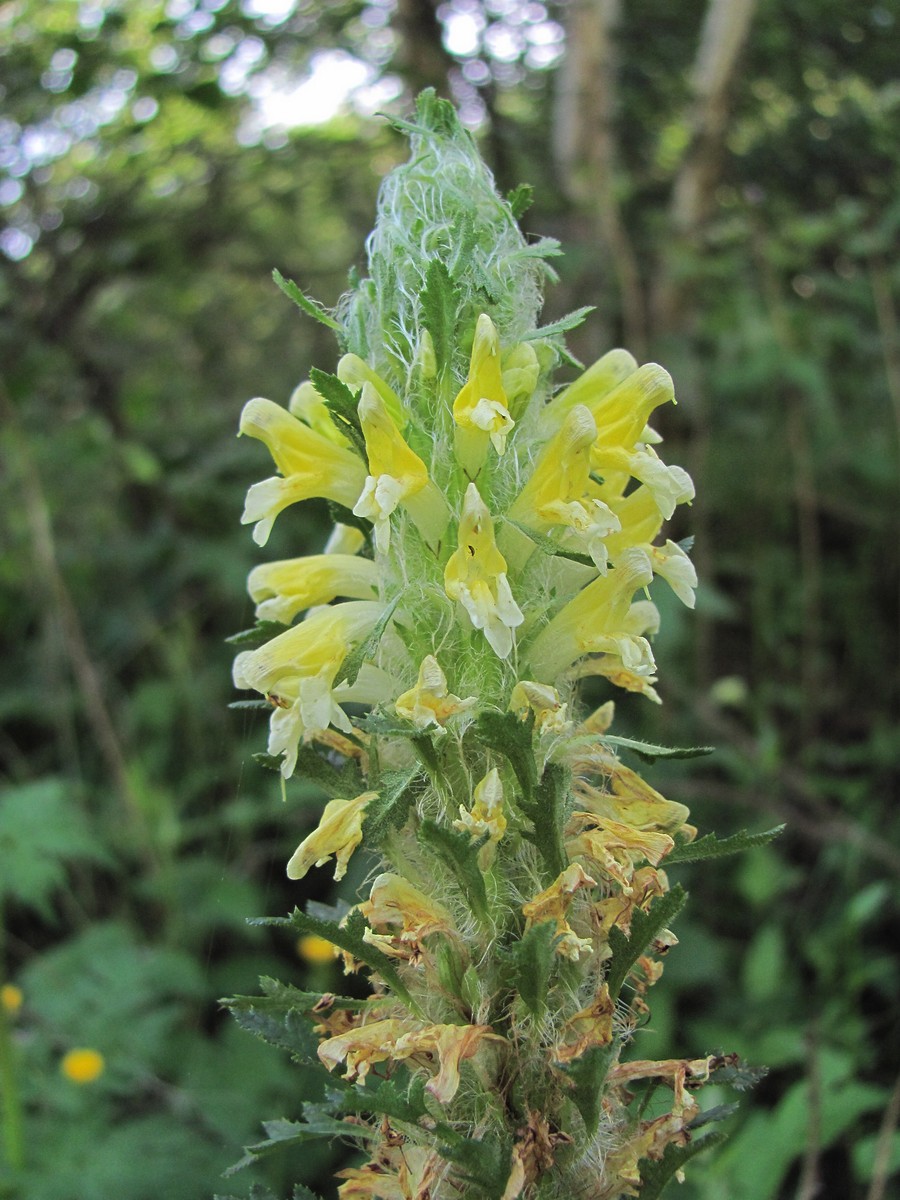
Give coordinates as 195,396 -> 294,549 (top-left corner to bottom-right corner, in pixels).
286,791 -> 377,881
247,553 -> 379,624
453,313 -> 515,460
297,935 -> 336,965
394,655 -> 476,732
1,984 -> 23,1015
60,1047 -> 105,1085
239,397 -> 366,545
353,383 -> 432,552
453,767 -> 507,867
444,483 -> 524,659
522,863 -> 597,961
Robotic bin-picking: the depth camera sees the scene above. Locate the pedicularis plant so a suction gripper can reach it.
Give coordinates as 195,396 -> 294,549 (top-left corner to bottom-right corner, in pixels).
224,93 -> 774,1200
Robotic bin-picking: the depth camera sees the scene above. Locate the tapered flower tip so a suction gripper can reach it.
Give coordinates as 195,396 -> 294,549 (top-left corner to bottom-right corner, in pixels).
286,791 -> 377,881
453,314 -> 514,455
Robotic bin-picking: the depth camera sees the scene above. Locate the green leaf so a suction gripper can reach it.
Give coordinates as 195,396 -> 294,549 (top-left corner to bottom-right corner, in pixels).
363,766 -> 422,842
252,908 -> 421,1014
336,595 -> 399,688
273,267 -> 342,331
338,1074 -> 429,1126
474,710 -> 538,799
224,1107 -> 377,1177
506,183 -> 534,219
421,258 -> 460,374
309,367 -> 367,459
605,885 -> 688,1001
667,825 -> 785,865
638,1131 -> 728,1200
418,819 -> 489,925
436,1130 -> 513,1198
502,921 -> 559,1017
225,619 -> 290,647
225,990 -> 324,1062
228,699 -> 271,711
520,762 -> 568,880
522,306 -> 595,341
560,1042 -> 617,1135
602,735 -> 715,762
0,779 -> 110,915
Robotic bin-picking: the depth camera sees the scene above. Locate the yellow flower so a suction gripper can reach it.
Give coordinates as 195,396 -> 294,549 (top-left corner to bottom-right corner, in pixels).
247,554 -> 380,624
297,934 -> 337,965
286,790 -> 377,881
500,341 -> 540,416
453,313 -> 515,461
353,383 -> 447,552
233,601 -> 384,777
540,347 -> 639,431
360,872 -> 454,959
509,680 -> 569,733
510,405 -> 621,570
522,863 -> 597,961
239,397 -> 366,545
318,1018 -> 407,1084
393,1022 -> 498,1104
60,1048 -> 105,1085
525,547 -> 655,681
553,983 -> 615,1063
1,984 -> 22,1015
394,655 -> 476,732
337,353 -> 405,427
444,483 -> 524,659
567,814 -> 674,895
453,767 -> 507,866
337,1143 -> 440,1199
288,380 -> 350,447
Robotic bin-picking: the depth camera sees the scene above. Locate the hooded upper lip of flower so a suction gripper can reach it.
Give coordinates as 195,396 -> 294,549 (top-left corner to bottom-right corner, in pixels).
247,553 -> 380,625
452,313 -> 515,456
239,397 -> 367,546
444,482 -> 524,659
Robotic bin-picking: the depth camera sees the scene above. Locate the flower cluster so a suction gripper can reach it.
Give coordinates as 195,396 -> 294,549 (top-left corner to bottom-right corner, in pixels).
230,93 -> 733,1200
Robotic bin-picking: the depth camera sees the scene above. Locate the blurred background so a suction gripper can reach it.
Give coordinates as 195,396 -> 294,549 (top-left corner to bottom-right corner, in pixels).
1,1 -> 898,1197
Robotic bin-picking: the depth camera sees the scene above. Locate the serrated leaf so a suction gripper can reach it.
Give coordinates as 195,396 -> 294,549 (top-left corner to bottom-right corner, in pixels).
437,1130 -> 512,1198
418,819 -> 489,924
226,619 -> 291,647
525,761 -> 568,879
666,825 -> 785,865
336,596 -> 399,688
603,735 -> 715,763
224,1106 -> 377,1177
605,885 -> 688,1002
309,367 -> 367,459
273,268 -> 342,331
252,908 -> 421,1014
506,183 -> 534,219
421,258 -> 460,374
474,710 -> 538,799
338,1074 -> 429,1126
228,699 -> 271,711
637,1131 -> 728,1200
560,1042 -> 617,1135
363,766 -> 422,842
226,991 -> 323,1061
522,306 -> 595,341
502,921 -> 559,1017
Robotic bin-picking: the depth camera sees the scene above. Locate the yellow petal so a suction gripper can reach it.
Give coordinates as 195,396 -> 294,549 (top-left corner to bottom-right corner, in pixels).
286,791 -> 377,881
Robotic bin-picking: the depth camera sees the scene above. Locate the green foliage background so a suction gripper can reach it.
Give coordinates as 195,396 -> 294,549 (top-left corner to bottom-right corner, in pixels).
1,1 -> 898,1197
